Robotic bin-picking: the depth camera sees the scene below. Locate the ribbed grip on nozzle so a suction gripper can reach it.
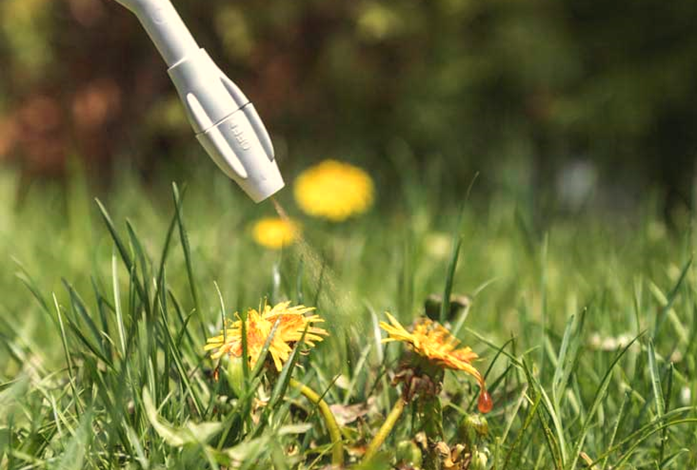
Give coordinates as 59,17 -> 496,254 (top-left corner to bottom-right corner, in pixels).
168,49 -> 283,202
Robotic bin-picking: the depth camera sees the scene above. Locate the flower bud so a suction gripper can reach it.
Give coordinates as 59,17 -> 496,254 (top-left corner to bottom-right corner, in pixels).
396,440 -> 423,468
460,414 -> 489,438
471,449 -> 489,470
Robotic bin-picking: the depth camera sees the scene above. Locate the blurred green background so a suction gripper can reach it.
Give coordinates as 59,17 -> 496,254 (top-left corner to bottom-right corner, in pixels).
1,0 -> 697,216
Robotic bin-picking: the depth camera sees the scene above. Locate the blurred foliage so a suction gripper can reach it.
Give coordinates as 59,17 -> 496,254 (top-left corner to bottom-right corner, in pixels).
1,0 -> 697,208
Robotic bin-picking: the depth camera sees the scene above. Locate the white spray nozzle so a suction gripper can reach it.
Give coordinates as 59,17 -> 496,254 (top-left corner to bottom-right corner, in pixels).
113,0 -> 284,202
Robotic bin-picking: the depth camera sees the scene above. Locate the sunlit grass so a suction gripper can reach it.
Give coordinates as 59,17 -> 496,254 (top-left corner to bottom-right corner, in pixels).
0,165 -> 696,469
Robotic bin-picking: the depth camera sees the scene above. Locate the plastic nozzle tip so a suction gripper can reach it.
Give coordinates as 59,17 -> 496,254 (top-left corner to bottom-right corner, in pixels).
244,170 -> 285,203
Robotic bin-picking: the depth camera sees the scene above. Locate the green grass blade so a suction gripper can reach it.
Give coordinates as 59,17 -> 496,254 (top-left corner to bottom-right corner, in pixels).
112,250 -> 127,357
64,310 -> 114,369
521,358 -> 565,468
126,220 -> 152,313
503,394 -> 541,469
659,362 -> 674,464
241,308 -> 250,387
158,295 -> 204,416
172,183 -> 205,339
552,308 -> 585,411
250,317 -> 282,381
53,294 -> 81,414
566,335 -> 641,470
653,257 -> 691,340
253,327 -> 308,437
600,391 -> 629,470
613,419 -> 697,468
95,199 -> 144,302
153,194 -> 182,306
268,327 -> 307,410
168,289 -> 197,351
13,258 -> 51,316
62,280 -> 103,352
440,235 -> 462,324
648,340 -> 665,419
590,407 -> 695,466
90,276 -> 113,353
659,448 -> 690,469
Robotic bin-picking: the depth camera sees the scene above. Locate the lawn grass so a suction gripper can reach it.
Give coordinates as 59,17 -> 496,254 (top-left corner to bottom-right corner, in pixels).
1,165 -> 696,469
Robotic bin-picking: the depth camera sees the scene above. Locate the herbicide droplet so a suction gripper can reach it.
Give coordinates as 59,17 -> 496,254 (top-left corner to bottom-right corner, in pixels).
478,389 -> 493,414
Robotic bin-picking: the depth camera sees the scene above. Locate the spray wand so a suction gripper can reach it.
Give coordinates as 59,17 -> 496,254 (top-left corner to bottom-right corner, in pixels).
112,0 -> 284,202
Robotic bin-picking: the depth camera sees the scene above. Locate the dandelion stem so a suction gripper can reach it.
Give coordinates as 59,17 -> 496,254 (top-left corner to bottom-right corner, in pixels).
363,396 -> 407,462
289,378 -> 344,466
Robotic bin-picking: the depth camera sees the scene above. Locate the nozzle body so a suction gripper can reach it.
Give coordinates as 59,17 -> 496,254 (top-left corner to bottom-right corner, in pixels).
113,0 -> 284,202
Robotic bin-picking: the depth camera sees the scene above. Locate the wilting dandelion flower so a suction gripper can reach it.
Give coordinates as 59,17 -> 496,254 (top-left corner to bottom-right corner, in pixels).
380,313 -> 492,413
381,313 -> 484,382
252,217 -> 299,249
294,159 -> 374,222
365,313 -> 491,463
205,301 -> 328,371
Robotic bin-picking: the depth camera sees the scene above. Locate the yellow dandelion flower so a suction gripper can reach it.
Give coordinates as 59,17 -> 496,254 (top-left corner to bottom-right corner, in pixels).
205,301 -> 328,371
380,313 -> 493,413
294,159 -> 374,222
381,313 -> 483,382
252,217 -> 299,249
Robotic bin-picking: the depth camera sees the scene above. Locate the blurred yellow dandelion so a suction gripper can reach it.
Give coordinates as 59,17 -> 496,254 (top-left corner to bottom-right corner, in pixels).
205,301 -> 328,371
252,217 -> 299,249
380,313 -> 492,412
294,159 -> 374,222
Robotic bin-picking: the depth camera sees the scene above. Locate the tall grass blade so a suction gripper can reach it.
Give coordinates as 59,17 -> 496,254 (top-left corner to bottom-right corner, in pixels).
158,299 -> 203,416
653,257 -> 691,340
13,268 -> 50,317
613,419 -> 697,467
172,183 -> 205,338
95,199 -> 145,301
552,309 -> 585,410
126,221 -> 152,312
659,362 -> 673,464
521,358 -> 565,468
440,235 -> 462,324
566,335 -> 640,470
503,394 -> 541,469
53,294 -> 81,414
600,391 -> 629,470
648,340 -> 665,419
112,251 -> 127,357
254,327 -> 308,437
